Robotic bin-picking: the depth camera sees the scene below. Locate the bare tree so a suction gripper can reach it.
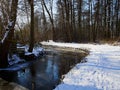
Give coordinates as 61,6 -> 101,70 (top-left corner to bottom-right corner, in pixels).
28,0 -> 34,52
41,0 -> 55,40
0,0 -> 18,68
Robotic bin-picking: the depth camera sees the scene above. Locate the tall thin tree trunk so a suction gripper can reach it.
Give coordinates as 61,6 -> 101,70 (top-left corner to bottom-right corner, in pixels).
115,0 -> 120,38
107,0 -> 111,38
77,0 -> 82,42
64,0 -> 72,42
104,0 -> 107,38
28,0 -> 34,52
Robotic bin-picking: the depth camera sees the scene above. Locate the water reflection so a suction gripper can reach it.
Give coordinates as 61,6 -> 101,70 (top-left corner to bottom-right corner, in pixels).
0,51 -> 86,90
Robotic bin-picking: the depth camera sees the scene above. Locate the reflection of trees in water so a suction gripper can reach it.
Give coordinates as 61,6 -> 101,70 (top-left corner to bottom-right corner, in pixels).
59,53 -> 85,79
30,65 -> 36,90
0,52 -> 87,90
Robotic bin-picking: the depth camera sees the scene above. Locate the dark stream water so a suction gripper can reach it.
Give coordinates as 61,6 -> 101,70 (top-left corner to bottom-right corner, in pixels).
0,50 -> 86,90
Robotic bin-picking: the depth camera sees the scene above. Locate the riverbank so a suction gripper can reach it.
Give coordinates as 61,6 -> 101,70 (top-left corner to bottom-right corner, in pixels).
0,45 -> 44,90
41,41 -> 120,90
43,45 -> 89,57
0,78 -> 28,90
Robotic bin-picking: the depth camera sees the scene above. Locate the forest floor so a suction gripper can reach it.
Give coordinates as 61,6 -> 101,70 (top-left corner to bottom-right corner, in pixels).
41,40 -> 120,90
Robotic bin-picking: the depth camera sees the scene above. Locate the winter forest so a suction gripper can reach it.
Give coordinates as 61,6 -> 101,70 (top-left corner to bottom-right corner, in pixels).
0,0 -> 119,43
0,0 -> 120,90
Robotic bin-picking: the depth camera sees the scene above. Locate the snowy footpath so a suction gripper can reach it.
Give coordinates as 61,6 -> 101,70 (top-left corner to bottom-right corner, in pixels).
41,41 -> 120,90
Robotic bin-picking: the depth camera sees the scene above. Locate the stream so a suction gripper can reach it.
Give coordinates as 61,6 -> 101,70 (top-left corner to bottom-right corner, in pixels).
0,50 -> 86,90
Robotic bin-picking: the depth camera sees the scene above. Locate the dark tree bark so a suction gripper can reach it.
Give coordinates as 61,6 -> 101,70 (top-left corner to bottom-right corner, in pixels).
72,0 -> 76,42
93,0 -> 100,42
115,0 -> 120,38
77,0 -> 82,42
64,0 -> 72,42
0,0 -> 18,68
28,0 -> 34,52
103,0 -> 107,38
107,0 -> 111,38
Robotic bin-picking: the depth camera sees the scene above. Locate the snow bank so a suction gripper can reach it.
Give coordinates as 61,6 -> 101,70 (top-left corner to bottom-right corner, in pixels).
7,45 -> 44,66
18,45 -> 44,57
41,41 -> 120,90
8,54 -> 25,65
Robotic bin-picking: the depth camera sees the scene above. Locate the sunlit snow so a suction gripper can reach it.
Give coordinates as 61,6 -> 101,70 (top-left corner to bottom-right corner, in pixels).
41,41 -> 120,90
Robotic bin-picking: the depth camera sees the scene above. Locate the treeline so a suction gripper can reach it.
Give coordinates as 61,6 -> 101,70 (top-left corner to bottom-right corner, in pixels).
55,0 -> 120,42
0,0 -> 120,43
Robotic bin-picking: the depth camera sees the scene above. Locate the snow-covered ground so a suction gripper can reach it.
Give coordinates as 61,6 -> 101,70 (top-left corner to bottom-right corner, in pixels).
8,45 -> 44,66
17,44 -> 44,57
41,41 -> 120,90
